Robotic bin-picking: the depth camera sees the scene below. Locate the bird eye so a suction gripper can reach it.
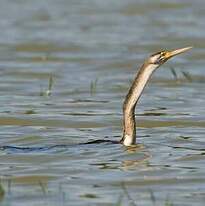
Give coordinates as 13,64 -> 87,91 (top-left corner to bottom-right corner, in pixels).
160,51 -> 166,56
150,51 -> 167,64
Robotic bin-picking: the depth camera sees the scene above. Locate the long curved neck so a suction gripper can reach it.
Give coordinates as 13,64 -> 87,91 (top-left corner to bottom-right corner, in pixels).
121,62 -> 158,146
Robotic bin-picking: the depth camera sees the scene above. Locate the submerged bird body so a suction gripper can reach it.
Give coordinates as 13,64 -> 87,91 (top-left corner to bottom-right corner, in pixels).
121,47 -> 192,146
0,48 -> 192,152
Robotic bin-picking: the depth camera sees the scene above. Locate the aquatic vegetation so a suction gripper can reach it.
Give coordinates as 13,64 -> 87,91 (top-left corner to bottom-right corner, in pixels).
115,186 -> 174,206
181,71 -> 192,82
170,67 -> 193,83
24,109 -> 36,115
0,182 -> 5,201
170,67 -> 178,81
40,74 -> 53,96
38,181 -> 47,195
90,78 -> 98,96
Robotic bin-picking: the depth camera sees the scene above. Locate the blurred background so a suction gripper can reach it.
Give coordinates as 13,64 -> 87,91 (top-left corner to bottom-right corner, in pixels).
0,0 -> 205,205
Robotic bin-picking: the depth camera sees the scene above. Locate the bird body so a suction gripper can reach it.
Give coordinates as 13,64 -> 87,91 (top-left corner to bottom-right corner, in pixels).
121,47 -> 192,146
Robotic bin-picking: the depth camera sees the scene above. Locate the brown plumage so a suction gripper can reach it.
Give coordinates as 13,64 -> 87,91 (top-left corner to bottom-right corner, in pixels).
121,47 -> 192,146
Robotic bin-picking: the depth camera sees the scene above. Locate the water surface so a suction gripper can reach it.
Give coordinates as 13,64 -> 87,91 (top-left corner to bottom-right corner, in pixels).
0,0 -> 205,205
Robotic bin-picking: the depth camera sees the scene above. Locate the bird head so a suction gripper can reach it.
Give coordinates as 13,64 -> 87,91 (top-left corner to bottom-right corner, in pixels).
148,47 -> 192,66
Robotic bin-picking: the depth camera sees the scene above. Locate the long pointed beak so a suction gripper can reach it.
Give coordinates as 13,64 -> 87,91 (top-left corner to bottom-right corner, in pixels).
165,46 -> 192,59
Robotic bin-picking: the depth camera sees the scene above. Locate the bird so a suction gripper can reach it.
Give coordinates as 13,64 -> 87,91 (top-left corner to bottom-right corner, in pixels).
120,47 -> 192,146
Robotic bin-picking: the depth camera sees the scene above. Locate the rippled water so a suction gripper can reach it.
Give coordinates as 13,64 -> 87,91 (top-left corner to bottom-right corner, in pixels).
0,0 -> 205,205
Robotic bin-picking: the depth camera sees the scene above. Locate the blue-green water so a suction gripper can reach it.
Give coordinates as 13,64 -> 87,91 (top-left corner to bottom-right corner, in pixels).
0,0 -> 205,205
